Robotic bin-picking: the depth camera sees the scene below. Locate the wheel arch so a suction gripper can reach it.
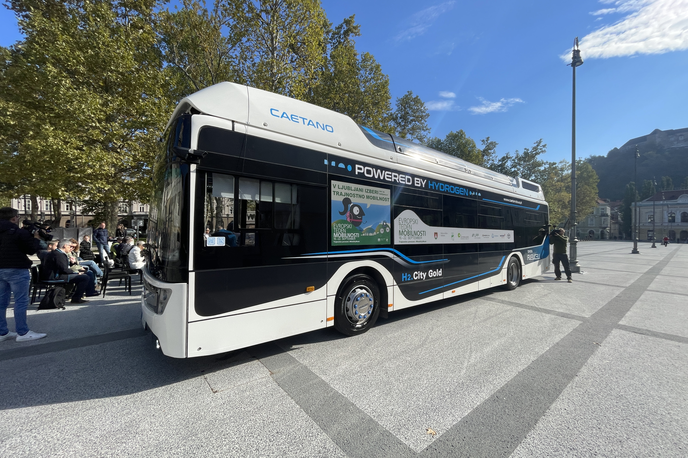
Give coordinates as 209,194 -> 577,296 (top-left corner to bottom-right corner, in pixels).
328,262 -> 392,319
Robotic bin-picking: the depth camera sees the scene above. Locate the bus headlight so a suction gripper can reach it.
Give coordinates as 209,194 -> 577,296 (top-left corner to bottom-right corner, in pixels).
143,280 -> 172,315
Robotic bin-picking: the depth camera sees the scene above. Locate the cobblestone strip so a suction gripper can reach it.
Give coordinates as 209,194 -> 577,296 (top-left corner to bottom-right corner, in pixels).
255,346 -> 416,458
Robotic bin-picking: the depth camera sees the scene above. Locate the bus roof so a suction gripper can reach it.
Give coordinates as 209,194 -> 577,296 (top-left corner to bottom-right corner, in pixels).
170,82 -> 545,201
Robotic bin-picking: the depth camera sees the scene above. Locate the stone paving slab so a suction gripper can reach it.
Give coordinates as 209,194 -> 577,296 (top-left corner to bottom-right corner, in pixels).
511,329 -> 688,457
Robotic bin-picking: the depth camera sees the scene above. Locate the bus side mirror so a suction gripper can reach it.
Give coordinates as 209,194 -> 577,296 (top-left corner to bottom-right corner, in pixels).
173,146 -> 208,164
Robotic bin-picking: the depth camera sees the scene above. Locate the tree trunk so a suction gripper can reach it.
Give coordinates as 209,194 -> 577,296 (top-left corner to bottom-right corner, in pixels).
106,201 -> 119,236
30,195 -> 39,221
51,198 -> 63,227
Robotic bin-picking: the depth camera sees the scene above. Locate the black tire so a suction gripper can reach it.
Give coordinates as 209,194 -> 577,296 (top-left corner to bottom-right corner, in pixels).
334,275 -> 381,337
504,257 -> 521,290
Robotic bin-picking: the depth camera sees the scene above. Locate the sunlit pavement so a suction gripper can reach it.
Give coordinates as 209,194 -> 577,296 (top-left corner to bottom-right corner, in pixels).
1,242 -> 686,457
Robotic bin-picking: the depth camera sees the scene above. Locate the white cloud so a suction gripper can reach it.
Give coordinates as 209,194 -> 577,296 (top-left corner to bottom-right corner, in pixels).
394,2 -> 456,42
427,100 -> 458,111
468,97 -> 524,115
427,91 -> 459,111
562,0 -> 688,60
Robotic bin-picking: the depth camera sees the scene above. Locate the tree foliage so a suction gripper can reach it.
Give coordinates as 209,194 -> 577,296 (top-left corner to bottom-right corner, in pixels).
640,179 -> 655,200
659,176 -> 673,191
390,91 -> 430,143
310,15 -> 391,130
1,0 -> 172,227
158,0 -> 240,101
222,0 -> 328,99
426,130 -> 482,165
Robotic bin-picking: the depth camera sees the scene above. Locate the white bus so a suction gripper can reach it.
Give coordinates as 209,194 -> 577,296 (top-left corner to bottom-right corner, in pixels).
142,82 -> 551,358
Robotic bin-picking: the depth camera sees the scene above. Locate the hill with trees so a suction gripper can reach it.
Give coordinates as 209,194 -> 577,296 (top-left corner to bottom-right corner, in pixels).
586,128 -> 688,201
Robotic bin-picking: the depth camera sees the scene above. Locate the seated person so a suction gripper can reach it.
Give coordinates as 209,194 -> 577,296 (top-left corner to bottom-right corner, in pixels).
42,239 -> 99,303
69,238 -> 102,278
120,236 -> 135,258
37,239 -> 58,264
110,237 -> 123,266
79,235 -> 96,261
128,240 -> 146,270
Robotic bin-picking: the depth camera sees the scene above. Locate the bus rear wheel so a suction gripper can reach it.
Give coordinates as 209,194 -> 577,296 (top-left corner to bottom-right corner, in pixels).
504,257 -> 521,290
334,275 -> 381,337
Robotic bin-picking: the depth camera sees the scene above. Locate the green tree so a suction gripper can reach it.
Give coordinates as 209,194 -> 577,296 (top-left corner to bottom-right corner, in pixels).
660,176 -> 674,191
479,137 -> 499,168
1,0 -> 171,228
681,176 -> 688,190
640,179 -> 656,200
223,0 -> 329,99
311,15 -> 391,130
426,130 -> 482,164
509,139 -> 548,183
158,0 -> 241,101
390,91 -> 430,143
538,161 -> 570,226
483,139 -> 548,183
574,161 -> 600,222
539,160 -> 599,229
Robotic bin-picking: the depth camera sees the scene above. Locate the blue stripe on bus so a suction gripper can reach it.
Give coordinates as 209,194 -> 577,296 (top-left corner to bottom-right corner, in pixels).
360,126 -> 395,144
302,248 -> 448,265
482,199 -> 540,211
419,256 -> 506,295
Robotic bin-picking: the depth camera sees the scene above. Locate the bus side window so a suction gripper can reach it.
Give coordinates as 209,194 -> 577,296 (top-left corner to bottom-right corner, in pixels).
204,173 -> 239,247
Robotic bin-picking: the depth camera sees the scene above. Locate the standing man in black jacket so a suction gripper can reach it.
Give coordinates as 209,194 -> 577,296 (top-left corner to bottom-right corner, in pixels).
0,207 -> 47,342
93,221 -> 109,266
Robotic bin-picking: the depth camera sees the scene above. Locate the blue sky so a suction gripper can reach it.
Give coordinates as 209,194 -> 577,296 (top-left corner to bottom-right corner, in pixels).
2,0 -> 687,164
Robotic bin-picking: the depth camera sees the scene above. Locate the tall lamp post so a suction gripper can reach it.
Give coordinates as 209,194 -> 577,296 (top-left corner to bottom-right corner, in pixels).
651,177 -> 657,248
569,38 -> 583,273
631,145 -> 640,254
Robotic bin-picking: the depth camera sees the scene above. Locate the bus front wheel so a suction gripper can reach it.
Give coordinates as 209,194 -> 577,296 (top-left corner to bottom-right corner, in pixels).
334,275 -> 381,337
504,257 -> 521,290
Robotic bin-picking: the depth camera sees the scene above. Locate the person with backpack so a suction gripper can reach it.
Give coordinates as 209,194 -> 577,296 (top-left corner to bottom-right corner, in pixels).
0,207 -> 48,342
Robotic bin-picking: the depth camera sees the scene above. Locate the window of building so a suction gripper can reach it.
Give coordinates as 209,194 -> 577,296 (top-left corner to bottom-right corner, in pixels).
682,212 -> 688,223
647,214 -> 654,222
668,212 -> 676,223
139,205 -> 146,212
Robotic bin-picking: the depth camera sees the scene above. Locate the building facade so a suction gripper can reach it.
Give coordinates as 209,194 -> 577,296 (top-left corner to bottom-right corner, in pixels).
576,198 -> 613,240
632,189 -> 688,243
10,195 -> 150,232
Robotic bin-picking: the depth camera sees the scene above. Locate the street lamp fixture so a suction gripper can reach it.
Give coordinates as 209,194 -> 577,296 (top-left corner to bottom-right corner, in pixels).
569,38 -> 583,273
631,145 -> 640,254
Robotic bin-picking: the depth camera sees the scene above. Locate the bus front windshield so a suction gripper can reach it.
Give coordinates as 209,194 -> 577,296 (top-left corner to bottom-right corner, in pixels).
147,115 -> 190,282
